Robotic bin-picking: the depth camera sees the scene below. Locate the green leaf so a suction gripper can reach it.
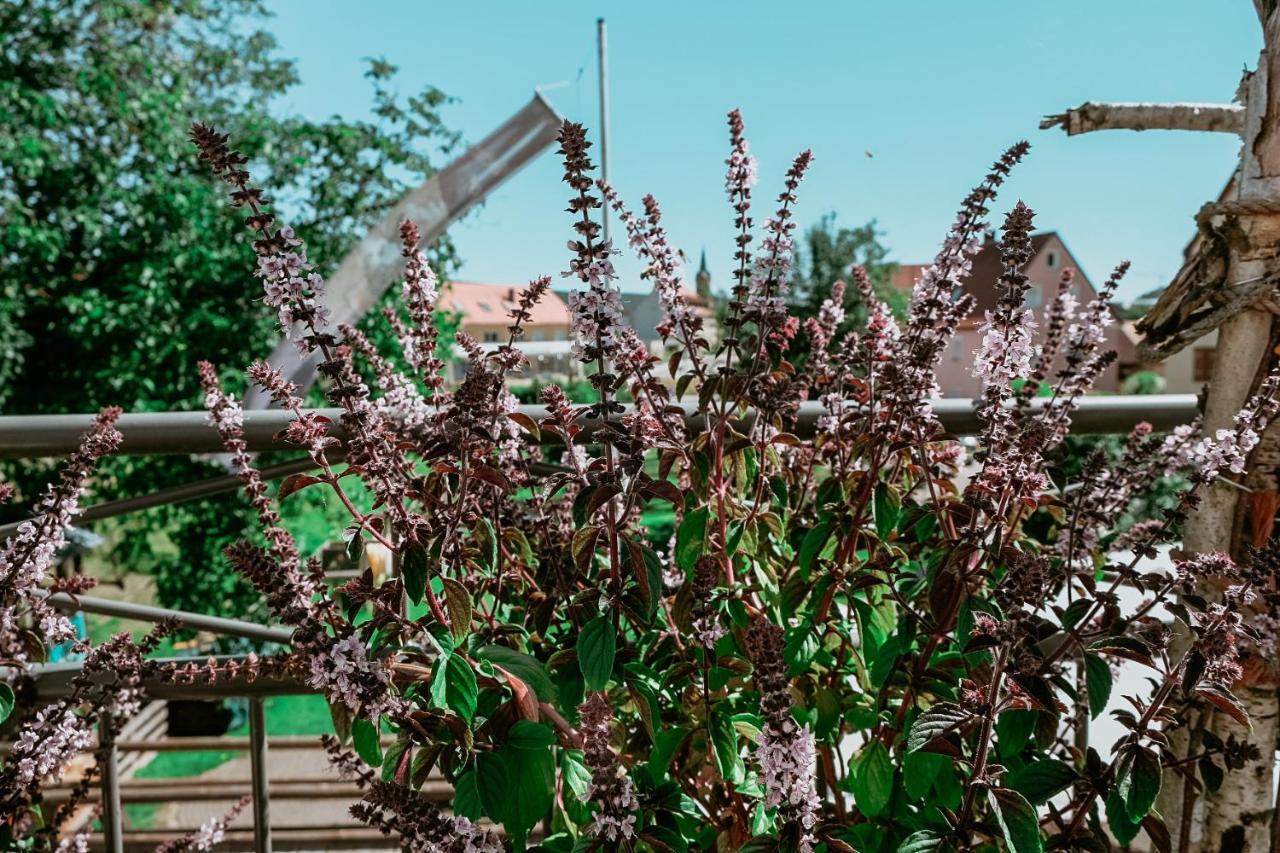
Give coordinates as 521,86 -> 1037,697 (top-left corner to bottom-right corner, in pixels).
1084,653 -> 1111,719
0,683 -> 13,725
852,739 -> 895,818
441,577 -> 473,642
709,708 -> 745,784
380,735 -> 410,782
507,720 -> 557,750
798,522 -> 832,574
402,542 -> 429,605
453,769 -> 483,820
675,506 -> 709,573
476,752 -> 508,822
503,742 -> 555,846
1005,758 -> 1078,805
443,653 -> 478,724
874,483 -> 901,539
987,787 -> 1042,853
1119,746 -> 1162,823
352,717 -> 382,768
1199,754 -> 1225,793
473,517 -> 497,572
577,615 -> 616,692
476,645 -> 557,702
897,830 -> 947,853
908,702 -> 971,752
329,701 -> 352,745
995,709 -> 1037,759
1106,790 -> 1142,846
560,750 -> 592,800
903,751 -> 947,800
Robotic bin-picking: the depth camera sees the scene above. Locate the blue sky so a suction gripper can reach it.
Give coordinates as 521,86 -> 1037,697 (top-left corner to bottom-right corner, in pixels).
264,1 -> 1260,303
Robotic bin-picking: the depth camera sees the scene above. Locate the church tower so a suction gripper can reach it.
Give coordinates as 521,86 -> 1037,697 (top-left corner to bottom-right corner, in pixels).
695,249 -> 711,299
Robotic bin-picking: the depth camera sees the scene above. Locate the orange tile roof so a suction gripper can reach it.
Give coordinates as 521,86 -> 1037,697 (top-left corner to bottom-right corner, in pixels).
890,263 -> 929,292
443,281 -> 571,327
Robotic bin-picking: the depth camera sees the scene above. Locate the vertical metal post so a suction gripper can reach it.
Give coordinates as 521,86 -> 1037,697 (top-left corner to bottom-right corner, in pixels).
99,713 -> 123,853
596,16 -> 610,244
248,698 -> 272,853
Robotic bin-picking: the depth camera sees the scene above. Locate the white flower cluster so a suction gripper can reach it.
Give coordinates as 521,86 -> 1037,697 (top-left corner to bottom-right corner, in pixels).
972,309 -> 1037,385
307,634 -> 394,718
748,217 -> 796,320
204,388 -> 245,433
254,227 -> 331,352
567,285 -> 626,362
54,829 -> 90,853
757,718 -> 820,852
9,704 -> 93,792
725,141 -> 759,198
449,816 -> 504,853
1188,425 -> 1260,476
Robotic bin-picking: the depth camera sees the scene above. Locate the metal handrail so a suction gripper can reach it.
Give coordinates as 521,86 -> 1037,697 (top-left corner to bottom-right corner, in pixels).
40,592 -> 293,645
16,655 -> 309,853
0,395 -> 1201,459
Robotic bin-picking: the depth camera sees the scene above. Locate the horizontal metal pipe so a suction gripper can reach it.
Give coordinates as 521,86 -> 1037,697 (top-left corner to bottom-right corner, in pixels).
9,655 -> 308,700
41,592 -> 293,645
0,456 -> 321,539
0,395 -> 1199,459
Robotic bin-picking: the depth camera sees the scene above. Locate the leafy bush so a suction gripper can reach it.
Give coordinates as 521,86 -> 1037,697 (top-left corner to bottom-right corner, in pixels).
0,0 -> 460,620
5,111 -> 1279,853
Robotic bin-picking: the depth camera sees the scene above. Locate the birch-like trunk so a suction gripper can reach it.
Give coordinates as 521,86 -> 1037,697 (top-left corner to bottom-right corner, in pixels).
1170,15 -> 1280,846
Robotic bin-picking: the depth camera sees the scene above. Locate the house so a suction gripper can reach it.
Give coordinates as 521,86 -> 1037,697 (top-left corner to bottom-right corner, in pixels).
442,281 -> 575,378
890,232 -> 1145,398
621,251 -> 719,353
1128,285 -> 1218,394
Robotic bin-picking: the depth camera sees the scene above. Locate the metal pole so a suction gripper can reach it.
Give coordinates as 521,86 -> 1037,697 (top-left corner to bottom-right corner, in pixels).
0,396 -> 1203,459
99,712 -> 124,853
596,16 -> 610,244
40,592 -> 293,645
0,456 -> 320,539
249,697 -> 272,853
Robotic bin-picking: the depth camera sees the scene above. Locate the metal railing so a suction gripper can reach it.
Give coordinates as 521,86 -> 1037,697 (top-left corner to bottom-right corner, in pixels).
0,396 -> 1200,459
0,395 -> 1197,851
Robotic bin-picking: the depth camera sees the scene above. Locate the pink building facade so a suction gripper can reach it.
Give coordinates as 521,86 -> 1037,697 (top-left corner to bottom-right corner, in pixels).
891,232 -> 1144,399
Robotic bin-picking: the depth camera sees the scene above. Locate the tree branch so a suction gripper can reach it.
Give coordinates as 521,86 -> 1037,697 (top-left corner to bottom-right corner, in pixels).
1040,102 -> 1244,136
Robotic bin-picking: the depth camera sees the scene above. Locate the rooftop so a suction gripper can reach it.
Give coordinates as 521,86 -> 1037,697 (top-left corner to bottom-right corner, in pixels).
443,281 -> 570,326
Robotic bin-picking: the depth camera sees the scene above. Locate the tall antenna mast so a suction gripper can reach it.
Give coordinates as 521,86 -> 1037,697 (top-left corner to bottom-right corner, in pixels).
596,17 -> 610,243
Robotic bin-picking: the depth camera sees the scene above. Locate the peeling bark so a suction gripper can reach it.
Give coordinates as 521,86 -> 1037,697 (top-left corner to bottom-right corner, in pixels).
1181,28 -> 1280,848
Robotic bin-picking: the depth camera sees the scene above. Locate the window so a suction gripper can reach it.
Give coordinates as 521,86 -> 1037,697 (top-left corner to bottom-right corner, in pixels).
1194,347 -> 1215,382
477,300 -> 493,313
950,337 -> 963,361
530,329 -> 544,342
1046,251 -> 1059,269
1025,286 -> 1043,309
482,331 -> 500,343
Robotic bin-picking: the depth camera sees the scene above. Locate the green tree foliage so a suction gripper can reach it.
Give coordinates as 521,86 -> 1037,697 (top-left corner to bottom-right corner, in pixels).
790,213 -> 904,345
0,0 -> 460,619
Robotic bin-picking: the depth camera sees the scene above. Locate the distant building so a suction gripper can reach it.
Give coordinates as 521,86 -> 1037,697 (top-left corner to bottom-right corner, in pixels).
621,251 -> 719,353
443,281 -> 575,378
1157,327 -> 1218,394
890,232 -> 1145,398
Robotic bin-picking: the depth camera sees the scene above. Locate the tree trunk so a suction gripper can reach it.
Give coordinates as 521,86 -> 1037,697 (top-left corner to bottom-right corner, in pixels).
1170,17 -> 1280,846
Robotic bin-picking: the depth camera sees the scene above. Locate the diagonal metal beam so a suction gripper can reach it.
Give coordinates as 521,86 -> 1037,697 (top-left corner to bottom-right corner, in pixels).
247,92 -> 563,407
